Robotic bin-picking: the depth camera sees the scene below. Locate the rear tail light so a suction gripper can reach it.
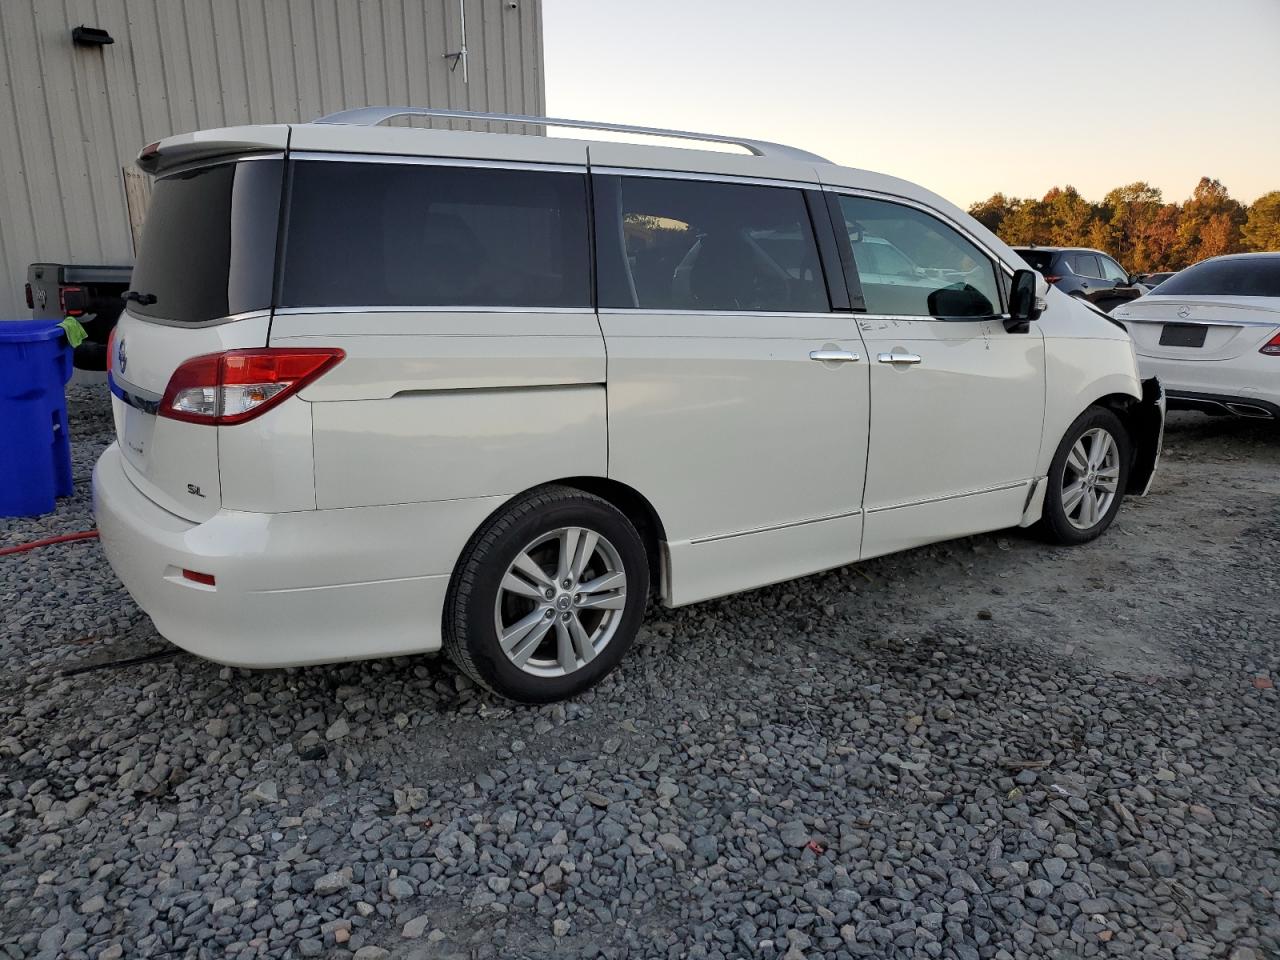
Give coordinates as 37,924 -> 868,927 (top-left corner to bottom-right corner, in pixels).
1043,275 -> 1062,285
106,327 -> 117,377
24,283 -> 34,310
59,285 -> 85,316
1261,331 -> 1280,357
159,348 -> 345,425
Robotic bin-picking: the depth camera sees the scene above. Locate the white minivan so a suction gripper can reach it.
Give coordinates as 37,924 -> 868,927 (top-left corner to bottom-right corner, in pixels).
94,107 -> 1164,702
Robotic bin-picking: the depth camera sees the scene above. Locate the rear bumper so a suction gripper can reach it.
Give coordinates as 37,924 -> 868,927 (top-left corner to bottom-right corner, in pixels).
1137,353 -> 1279,417
92,442 -> 503,667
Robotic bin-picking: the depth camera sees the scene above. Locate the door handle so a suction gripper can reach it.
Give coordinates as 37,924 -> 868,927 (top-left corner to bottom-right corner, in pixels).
809,349 -> 860,363
877,352 -> 922,365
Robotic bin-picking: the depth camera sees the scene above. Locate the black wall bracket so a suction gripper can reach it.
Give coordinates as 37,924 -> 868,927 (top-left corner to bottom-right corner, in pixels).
72,26 -> 114,46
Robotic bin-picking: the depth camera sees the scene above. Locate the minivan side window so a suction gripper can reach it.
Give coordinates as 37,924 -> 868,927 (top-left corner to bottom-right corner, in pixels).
596,176 -> 829,313
280,161 -> 591,309
835,196 -> 1001,318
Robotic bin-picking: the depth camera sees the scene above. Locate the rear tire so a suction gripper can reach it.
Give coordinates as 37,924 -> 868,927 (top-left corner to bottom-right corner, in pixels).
443,485 -> 649,703
1038,407 -> 1131,545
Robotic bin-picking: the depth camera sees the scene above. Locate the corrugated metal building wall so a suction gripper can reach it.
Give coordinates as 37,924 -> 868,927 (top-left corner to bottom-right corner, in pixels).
0,0 -> 545,313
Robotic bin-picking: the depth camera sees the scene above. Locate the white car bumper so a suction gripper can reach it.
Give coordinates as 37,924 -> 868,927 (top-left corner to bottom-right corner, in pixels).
92,442 -> 503,667
1136,353 -> 1280,418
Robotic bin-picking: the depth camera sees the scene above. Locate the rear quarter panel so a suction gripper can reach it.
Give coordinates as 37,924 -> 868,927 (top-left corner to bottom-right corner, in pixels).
274,310 -> 607,510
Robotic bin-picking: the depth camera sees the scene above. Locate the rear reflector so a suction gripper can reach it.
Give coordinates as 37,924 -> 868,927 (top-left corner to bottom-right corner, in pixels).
59,285 -> 85,317
24,283 -> 34,310
1261,332 -> 1280,357
159,348 -> 345,425
182,569 -> 216,586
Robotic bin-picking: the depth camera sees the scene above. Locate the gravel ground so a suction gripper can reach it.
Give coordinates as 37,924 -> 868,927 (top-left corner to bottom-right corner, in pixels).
1,384 -> 1278,960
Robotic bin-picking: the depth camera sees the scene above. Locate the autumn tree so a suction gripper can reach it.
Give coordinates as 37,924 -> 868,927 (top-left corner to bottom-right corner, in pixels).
969,193 -> 1016,235
1041,186 -> 1093,248
970,177 -> 1267,270
1242,191 -> 1280,251
1097,183 -> 1179,271
1176,177 -> 1245,263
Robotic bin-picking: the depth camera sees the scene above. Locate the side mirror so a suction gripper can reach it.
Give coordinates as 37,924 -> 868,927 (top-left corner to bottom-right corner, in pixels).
1127,273 -> 1142,286
1007,269 -> 1042,331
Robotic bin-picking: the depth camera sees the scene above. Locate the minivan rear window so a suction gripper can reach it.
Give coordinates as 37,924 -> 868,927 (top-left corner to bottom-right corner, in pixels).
129,159 -> 282,323
280,160 -> 591,309
1153,257 -> 1280,298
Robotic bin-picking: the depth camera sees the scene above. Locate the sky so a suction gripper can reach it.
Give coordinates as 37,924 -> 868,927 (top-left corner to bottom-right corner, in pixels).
543,0 -> 1280,210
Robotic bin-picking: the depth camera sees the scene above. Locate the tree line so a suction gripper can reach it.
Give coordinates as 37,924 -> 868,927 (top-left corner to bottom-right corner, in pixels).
968,179 -> 1280,273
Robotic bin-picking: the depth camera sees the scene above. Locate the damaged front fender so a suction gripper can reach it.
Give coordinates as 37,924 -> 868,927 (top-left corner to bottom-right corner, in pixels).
1127,377 -> 1165,496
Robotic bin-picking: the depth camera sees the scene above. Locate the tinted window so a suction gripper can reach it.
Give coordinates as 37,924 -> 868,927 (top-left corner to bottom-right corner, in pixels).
1099,256 -> 1129,282
1016,249 -> 1055,272
1155,257 -> 1280,298
837,196 -> 1001,318
281,161 -> 590,309
129,160 -> 282,323
598,176 -> 828,312
1067,252 -> 1103,278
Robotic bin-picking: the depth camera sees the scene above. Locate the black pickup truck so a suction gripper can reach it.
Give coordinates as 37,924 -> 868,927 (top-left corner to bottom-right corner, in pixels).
26,262 -> 132,371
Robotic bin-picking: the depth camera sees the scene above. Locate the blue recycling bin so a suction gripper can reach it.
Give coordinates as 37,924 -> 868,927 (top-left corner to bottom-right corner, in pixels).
0,320 -> 74,517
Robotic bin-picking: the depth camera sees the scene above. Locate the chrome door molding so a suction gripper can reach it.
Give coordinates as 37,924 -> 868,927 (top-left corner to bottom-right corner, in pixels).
690,508 -> 863,545
866,479 -> 1029,515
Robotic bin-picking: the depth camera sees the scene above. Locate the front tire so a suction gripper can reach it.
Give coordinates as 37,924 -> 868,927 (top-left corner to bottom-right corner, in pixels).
1038,407 -> 1131,545
443,486 -> 649,703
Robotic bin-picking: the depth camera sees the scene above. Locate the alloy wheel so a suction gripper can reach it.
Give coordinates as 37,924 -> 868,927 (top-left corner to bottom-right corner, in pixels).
492,526 -> 628,678
1061,426 -> 1121,530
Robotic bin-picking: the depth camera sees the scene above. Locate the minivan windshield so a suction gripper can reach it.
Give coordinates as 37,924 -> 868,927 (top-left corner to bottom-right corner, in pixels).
128,159 -> 282,323
1154,257 -> 1280,298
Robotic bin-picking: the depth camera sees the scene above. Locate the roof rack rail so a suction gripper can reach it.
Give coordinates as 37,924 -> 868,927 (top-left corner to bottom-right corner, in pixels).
312,106 -> 830,164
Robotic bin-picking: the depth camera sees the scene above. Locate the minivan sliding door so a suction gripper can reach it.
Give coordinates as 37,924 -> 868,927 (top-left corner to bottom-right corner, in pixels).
592,171 -> 870,606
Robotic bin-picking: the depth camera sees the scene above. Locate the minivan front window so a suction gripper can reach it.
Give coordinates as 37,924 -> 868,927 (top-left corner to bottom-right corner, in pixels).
838,196 -> 1000,318
129,159 -> 282,323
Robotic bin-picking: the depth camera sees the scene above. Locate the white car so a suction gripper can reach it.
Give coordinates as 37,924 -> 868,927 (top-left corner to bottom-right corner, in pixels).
93,107 -> 1164,702
1113,253 -> 1280,419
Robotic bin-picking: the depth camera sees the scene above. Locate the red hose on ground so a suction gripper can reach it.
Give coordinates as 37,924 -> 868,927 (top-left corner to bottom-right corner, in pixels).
0,530 -> 99,557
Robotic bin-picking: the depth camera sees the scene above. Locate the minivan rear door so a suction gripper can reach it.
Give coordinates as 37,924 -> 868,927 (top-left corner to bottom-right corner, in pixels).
109,156 -> 283,521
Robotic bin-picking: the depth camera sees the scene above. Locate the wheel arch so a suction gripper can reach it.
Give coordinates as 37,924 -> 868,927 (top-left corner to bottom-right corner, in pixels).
1090,378 -> 1165,495
553,476 -> 668,589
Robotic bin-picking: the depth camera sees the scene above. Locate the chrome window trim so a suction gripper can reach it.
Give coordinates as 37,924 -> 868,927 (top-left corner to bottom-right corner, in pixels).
274,305 -> 597,316
597,308 -> 837,319
821,185 -> 1015,278
124,306 -> 274,329
156,152 -> 285,181
856,313 -> 1012,324
592,165 -> 819,191
288,151 -> 586,175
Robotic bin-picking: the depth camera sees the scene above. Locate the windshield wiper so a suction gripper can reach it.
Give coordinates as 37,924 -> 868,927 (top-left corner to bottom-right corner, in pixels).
122,290 -> 157,305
